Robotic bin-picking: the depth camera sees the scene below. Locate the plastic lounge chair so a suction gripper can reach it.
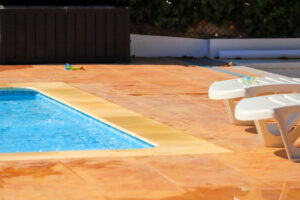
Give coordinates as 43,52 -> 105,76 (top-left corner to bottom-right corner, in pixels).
209,77 -> 300,126
235,93 -> 300,161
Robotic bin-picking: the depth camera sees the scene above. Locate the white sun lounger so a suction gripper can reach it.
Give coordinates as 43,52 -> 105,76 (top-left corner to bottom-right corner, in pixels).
235,93 -> 300,161
209,77 -> 300,125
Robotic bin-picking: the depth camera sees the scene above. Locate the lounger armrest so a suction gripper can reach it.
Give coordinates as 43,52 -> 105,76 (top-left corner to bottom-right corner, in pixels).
235,96 -> 276,121
208,81 -> 246,100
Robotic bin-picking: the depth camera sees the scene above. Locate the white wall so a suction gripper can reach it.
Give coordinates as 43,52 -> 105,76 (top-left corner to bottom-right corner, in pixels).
130,34 -> 209,57
209,38 -> 300,59
130,35 -> 300,59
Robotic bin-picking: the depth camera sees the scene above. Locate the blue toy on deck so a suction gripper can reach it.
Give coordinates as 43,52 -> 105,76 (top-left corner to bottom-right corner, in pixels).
65,63 -> 84,70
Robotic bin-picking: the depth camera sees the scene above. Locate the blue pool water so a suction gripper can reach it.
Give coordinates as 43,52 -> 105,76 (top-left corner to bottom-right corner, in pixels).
0,88 -> 154,153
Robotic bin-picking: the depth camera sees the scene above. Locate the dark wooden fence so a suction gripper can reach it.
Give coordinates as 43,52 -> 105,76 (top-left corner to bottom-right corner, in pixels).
0,6 -> 130,64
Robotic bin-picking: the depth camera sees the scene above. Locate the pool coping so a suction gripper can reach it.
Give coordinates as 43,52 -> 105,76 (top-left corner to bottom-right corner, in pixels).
0,82 -> 230,161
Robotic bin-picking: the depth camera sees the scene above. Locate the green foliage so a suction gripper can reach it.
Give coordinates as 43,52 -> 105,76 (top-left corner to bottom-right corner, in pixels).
116,0 -> 300,37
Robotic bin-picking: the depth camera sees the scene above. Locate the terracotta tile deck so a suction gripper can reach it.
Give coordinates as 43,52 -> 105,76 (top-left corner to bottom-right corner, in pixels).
0,58 -> 300,199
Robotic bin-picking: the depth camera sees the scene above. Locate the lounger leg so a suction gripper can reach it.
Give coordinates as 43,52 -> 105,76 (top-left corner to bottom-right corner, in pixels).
224,99 -> 254,125
254,120 -> 283,147
276,109 -> 300,162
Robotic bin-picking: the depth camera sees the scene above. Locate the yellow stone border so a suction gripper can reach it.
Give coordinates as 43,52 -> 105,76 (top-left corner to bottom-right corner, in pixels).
0,82 -> 230,161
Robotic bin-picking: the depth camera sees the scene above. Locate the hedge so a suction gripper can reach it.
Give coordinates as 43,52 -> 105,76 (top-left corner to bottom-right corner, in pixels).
116,0 -> 300,38
3,0 -> 297,37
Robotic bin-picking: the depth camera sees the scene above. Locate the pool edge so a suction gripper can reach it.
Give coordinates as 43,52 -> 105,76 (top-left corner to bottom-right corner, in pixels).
0,82 -> 230,161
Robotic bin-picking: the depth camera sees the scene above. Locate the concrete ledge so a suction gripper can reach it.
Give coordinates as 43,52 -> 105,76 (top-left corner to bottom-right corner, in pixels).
219,49 -> 300,59
210,38 -> 300,59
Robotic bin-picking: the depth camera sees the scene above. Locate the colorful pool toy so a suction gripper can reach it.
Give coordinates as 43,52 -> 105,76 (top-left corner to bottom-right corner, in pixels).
65,63 -> 84,70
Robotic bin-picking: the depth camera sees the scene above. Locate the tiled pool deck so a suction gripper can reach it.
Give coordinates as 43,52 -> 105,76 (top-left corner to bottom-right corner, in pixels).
0,58 -> 299,199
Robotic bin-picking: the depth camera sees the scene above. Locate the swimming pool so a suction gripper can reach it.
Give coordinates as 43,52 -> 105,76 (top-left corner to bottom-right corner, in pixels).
0,88 -> 154,153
